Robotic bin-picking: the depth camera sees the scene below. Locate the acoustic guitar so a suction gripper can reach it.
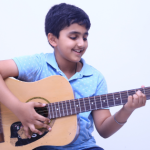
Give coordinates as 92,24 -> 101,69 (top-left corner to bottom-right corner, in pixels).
0,75 -> 149,150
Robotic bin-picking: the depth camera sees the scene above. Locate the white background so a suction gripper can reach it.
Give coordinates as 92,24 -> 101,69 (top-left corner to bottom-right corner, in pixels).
0,0 -> 150,150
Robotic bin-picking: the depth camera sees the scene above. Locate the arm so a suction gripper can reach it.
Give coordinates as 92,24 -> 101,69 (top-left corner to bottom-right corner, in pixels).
0,60 -> 51,138
92,90 -> 146,138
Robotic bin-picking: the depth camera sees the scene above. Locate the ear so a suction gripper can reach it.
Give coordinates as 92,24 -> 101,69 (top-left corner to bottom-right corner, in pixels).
47,33 -> 57,47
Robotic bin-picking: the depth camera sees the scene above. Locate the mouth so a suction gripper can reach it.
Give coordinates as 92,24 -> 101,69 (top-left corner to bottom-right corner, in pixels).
72,49 -> 83,53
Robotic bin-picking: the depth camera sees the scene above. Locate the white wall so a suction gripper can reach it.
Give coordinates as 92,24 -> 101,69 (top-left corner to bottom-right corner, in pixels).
0,0 -> 150,150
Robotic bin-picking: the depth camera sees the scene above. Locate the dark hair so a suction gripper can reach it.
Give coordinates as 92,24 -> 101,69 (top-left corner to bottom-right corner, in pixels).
45,3 -> 91,38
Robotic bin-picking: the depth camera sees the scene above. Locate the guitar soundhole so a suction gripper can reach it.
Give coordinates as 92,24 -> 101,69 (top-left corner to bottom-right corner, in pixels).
10,122 -> 48,147
34,106 -> 48,117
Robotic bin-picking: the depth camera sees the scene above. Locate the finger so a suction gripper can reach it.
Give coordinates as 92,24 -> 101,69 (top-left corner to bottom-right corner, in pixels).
23,126 -> 31,139
36,114 -> 50,123
128,95 -> 133,102
141,85 -> 145,88
35,120 -> 51,131
33,102 -> 46,108
132,94 -> 139,106
136,90 -> 143,106
142,93 -> 146,106
29,124 -> 43,135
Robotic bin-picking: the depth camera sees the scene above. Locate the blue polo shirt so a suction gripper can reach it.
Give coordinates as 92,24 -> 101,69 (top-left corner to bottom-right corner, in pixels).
13,52 -> 108,150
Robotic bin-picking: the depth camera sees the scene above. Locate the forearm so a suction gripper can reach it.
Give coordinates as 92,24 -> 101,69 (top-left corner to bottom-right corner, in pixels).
97,107 -> 133,138
0,74 -> 21,113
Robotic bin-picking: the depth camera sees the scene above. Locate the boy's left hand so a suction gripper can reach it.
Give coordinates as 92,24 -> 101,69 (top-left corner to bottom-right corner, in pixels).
123,86 -> 146,113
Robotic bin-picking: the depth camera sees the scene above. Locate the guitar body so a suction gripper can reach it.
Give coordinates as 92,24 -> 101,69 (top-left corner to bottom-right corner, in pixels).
0,76 -> 78,150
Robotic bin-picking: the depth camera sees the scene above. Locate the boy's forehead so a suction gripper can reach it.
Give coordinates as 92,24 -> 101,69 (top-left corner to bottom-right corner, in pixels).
62,23 -> 88,34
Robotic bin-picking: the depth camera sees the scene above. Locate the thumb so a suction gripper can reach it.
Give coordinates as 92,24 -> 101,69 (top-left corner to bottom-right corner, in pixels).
33,102 -> 46,108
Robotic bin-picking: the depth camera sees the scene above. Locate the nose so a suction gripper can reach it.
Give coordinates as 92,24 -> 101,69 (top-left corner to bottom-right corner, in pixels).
77,38 -> 84,48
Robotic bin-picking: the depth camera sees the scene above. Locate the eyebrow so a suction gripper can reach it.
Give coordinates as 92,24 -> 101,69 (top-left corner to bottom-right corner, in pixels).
69,31 -> 88,35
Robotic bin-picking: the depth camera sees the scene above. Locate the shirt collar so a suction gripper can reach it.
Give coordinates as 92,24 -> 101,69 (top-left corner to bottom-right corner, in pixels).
46,52 -> 93,77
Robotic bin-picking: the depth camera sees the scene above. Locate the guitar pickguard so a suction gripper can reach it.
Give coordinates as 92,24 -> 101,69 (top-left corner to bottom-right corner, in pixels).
10,122 -> 50,147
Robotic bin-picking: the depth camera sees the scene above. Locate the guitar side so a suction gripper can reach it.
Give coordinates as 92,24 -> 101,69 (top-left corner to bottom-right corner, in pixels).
0,76 -> 78,150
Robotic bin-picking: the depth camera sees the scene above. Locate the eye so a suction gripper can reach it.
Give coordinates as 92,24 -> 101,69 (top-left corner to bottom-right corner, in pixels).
70,37 -> 77,40
83,38 -> 87,41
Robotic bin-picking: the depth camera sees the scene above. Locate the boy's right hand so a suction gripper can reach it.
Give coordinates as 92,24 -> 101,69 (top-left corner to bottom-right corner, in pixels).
14,101 -> 51,138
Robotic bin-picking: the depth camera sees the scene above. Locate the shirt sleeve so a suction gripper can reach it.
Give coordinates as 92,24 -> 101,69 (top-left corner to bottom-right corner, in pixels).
95,74 -> 108,96
13,54 -> 45,82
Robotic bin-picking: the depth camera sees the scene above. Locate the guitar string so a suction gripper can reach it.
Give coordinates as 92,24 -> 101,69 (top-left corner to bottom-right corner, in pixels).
0,96 -> 150,129
0,87 -> 149,115
0,88 -> 149,128
0,91 -> 150,116
0,94 -> 139,115
0,88 -> 149,131
0,93 -> 150,123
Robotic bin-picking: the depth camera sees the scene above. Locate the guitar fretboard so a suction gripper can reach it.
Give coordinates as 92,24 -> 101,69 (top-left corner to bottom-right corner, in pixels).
46,87 -> 150,119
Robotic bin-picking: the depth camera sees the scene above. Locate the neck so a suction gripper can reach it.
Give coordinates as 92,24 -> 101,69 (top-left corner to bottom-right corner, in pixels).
54,52 -> 77,79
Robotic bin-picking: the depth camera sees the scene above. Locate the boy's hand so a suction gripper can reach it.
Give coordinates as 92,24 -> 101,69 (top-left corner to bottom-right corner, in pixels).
123,86 -> 146,113
14,101 -> 51,138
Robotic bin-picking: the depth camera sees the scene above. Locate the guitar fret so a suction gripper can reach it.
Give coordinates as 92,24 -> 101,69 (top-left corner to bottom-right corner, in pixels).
107,93 -> 114,107
106,94 -> 109,107
94,96 -> 97,110
52,103 -> 54,118
89,97 -> 95,110
62,101 -> 67,116
143,88 -> 146,94
74,99 -> 77,114
127,90 -> 129,96
113,93 -> 115,106
99,95 -> 103,108
58,102 -> 61,117
70,100 -> 75,115
83,98 -> 86,111
114,92 -> 122,105
88,97 -> 91,110
65,101 -> 68,116
119,92 -> 123,105
55,103 -> 59,118
69,100 -> 72,115
61,102 -> 65,117
47,104 -> 51,119
74,99 -> 80,113
128,90 -> 136,96
78,98 -> 81,113
120,91 -> 128,104
101,95 -> 108,108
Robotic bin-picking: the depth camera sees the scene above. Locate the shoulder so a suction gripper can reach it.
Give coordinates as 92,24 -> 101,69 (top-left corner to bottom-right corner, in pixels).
13,53 -> 50,65
82,58 -> 105,80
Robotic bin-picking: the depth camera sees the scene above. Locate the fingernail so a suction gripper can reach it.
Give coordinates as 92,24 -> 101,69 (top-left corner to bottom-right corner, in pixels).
48,128 -> 51,131
39,132 -> 42,135
42,103 -> 46,106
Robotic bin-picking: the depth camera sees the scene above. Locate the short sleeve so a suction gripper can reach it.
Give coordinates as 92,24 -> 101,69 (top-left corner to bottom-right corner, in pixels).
13,54 -> 45,82
95,74 -> 108,96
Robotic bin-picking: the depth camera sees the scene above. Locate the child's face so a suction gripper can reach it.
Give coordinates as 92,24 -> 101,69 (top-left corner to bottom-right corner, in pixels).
54,23 -> 88,63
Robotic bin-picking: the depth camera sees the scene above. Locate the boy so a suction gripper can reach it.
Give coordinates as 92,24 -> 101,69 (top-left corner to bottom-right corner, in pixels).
0,3 -> 146,150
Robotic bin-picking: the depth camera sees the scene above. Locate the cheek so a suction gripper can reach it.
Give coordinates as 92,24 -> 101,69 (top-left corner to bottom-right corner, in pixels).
85,42 -> 88,49
59,38 -> 75,49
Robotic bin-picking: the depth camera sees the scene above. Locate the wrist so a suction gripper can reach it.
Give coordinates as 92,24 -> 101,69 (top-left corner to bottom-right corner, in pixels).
114,106 -> 133,124
10,100 -> 24,115
114,112 -> 127,125
122,105 -> 135,114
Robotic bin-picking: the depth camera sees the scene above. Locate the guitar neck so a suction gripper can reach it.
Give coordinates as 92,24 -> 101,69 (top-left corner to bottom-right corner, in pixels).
46,87 -> 150,119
